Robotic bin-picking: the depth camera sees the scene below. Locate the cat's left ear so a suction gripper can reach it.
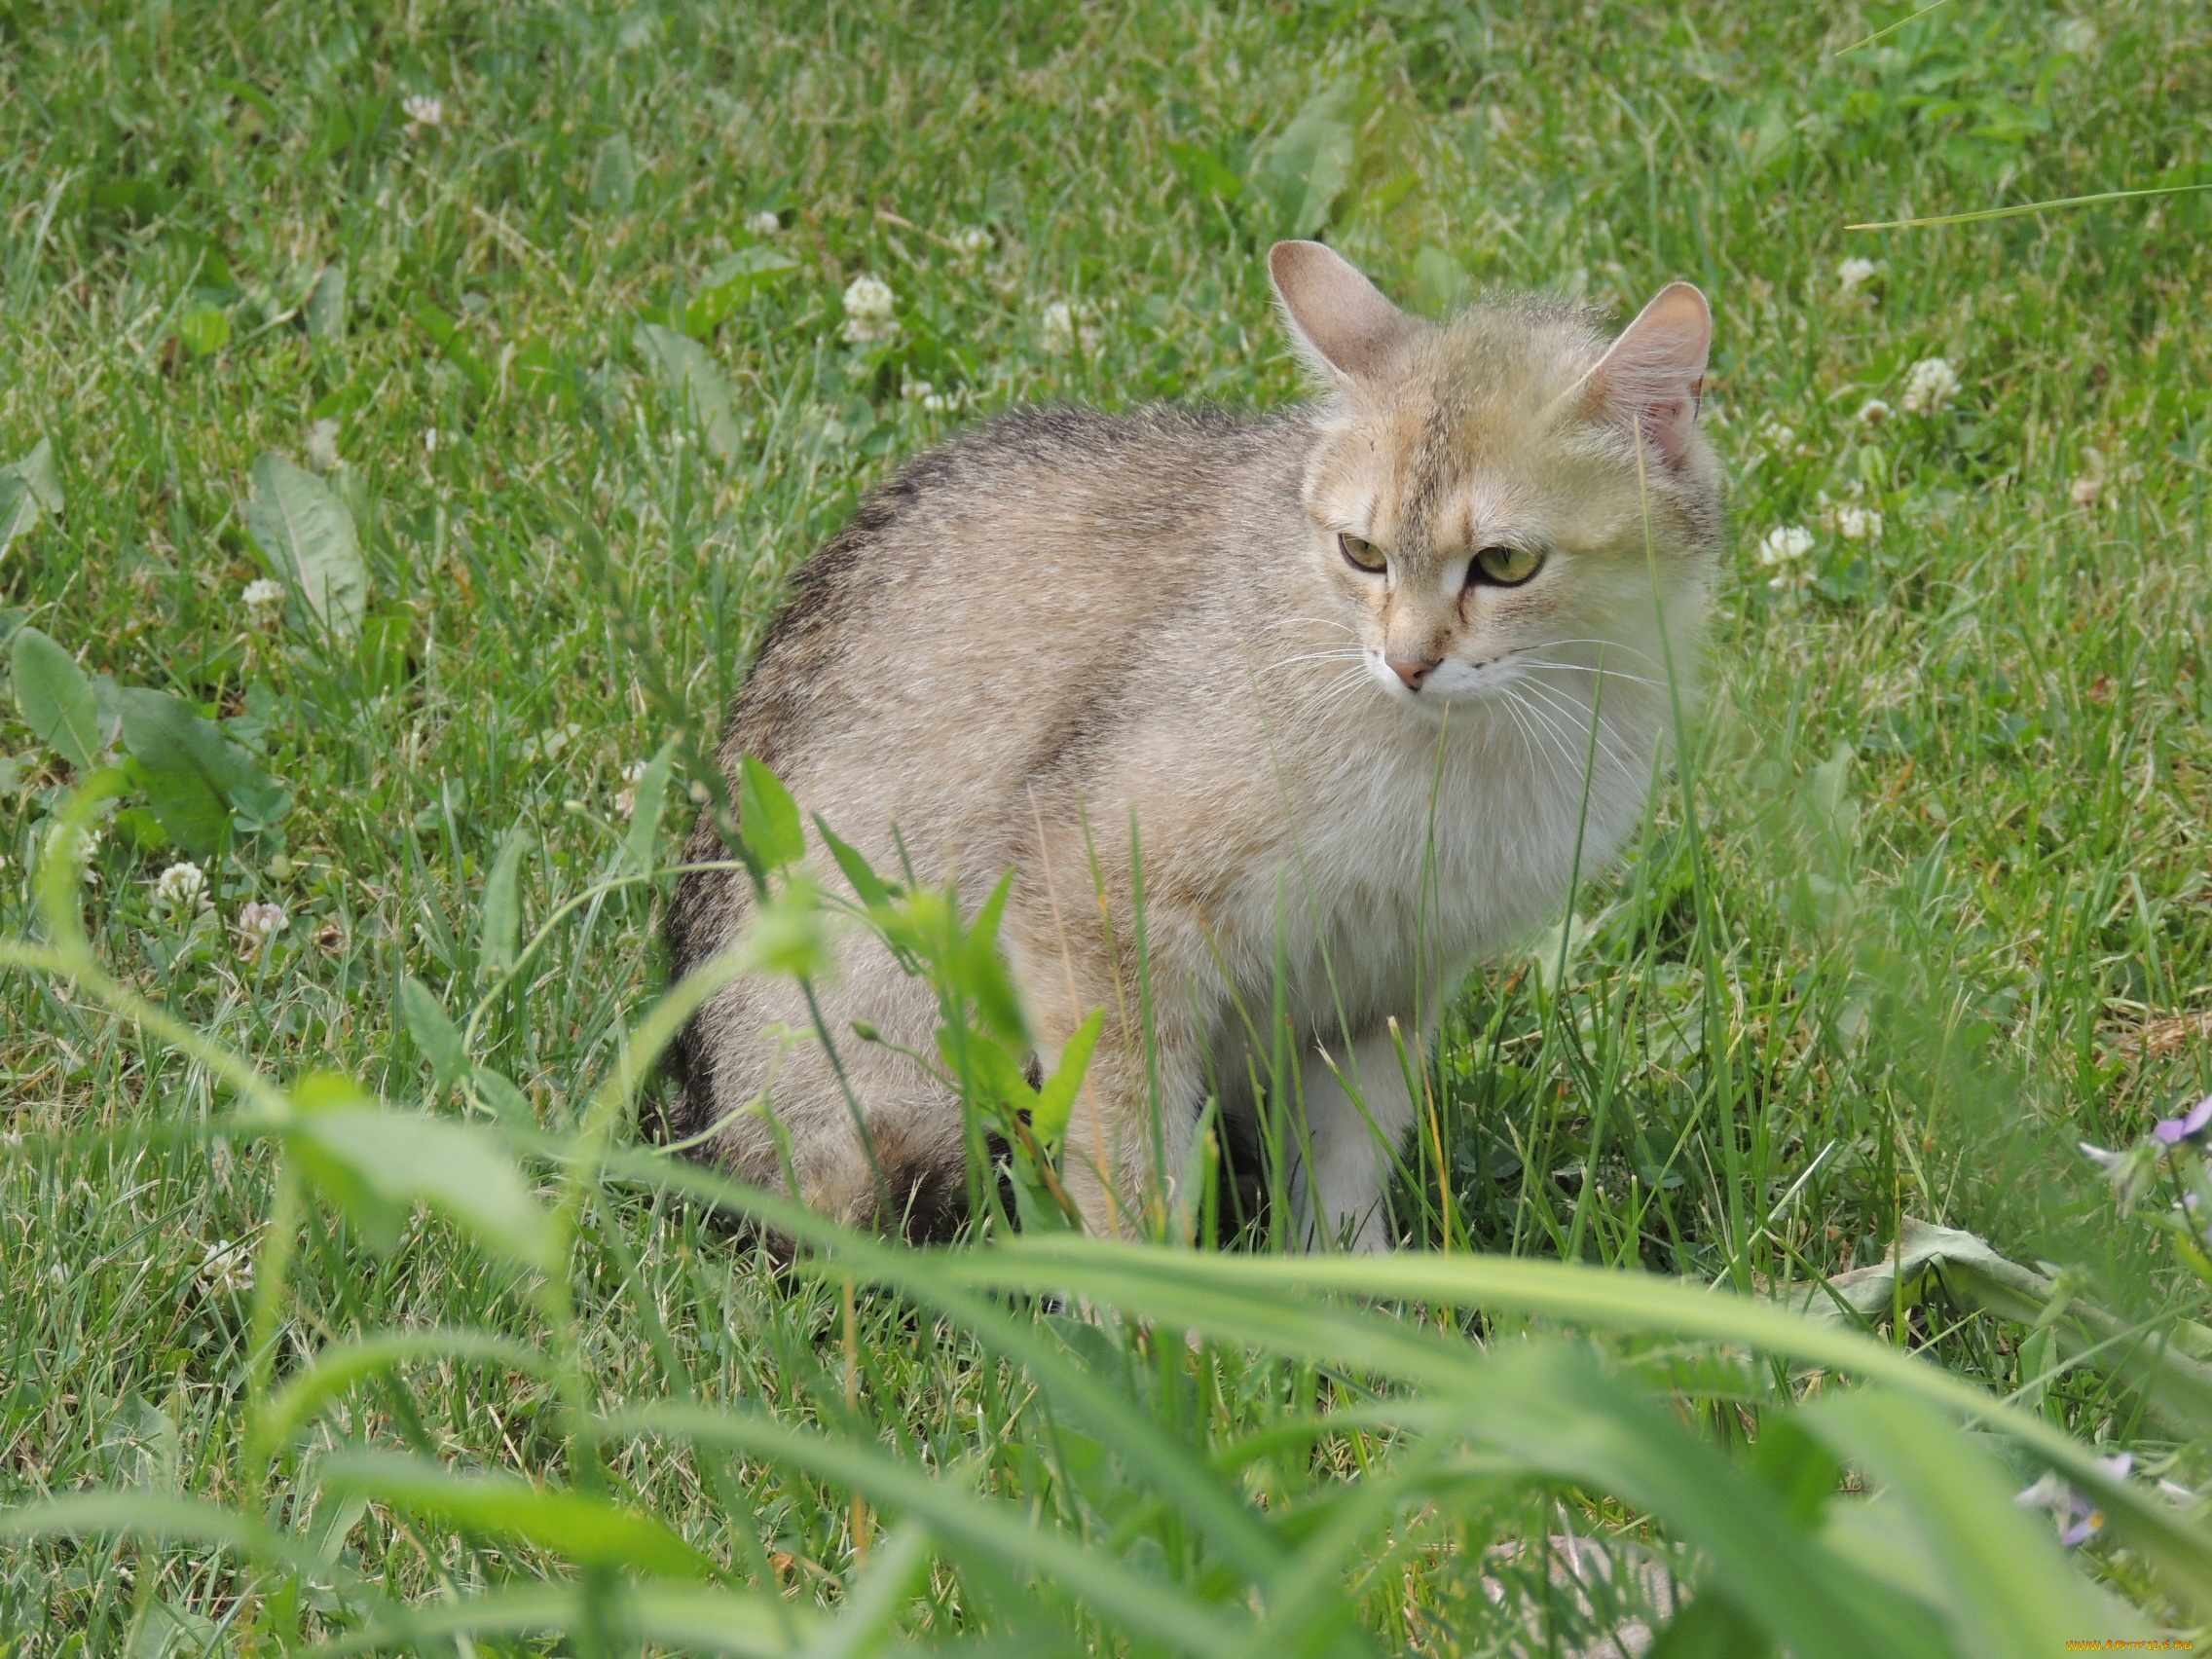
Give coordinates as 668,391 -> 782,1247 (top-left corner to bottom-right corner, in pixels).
1269,240 -> 1421,390
1580,281 -> 1712,464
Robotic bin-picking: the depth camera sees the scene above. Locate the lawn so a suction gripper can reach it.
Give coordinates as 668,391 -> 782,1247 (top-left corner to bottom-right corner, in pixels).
4,0 -> 2211,1652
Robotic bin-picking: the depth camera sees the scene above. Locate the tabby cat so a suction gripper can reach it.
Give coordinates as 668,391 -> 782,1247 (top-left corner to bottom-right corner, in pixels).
662,240 -> 1719,1251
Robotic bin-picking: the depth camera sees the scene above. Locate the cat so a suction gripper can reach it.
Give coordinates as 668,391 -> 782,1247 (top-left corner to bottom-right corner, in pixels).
660,240 -> 1719,1252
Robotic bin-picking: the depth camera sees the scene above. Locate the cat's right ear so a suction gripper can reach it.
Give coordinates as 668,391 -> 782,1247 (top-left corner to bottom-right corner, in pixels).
1575,281 -> 1713,465
1269,241 -> 1419,390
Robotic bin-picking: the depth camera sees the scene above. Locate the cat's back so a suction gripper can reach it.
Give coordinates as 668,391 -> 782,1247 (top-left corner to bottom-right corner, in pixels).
724,402 -> 1309,822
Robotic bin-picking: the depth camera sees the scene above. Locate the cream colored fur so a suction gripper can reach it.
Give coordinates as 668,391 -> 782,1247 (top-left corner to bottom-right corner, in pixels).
661,241 -> 1722,1252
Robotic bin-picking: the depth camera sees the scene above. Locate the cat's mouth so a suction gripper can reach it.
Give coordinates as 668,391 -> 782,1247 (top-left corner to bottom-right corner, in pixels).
1369,645 -> 1529,705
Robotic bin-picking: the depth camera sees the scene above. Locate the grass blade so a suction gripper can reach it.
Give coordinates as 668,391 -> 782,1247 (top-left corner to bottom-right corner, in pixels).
603,1401 -> 1251,1654
943,1238 -> 2212,1602
253,1330 -> 551,1461
1801,1389 -> 2146,1656
320,1450 -> 718,1578
1846,183 -> 2212,230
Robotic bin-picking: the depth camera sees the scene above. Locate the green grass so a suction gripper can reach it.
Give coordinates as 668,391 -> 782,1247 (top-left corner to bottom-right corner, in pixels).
4,0 -> 2212,1651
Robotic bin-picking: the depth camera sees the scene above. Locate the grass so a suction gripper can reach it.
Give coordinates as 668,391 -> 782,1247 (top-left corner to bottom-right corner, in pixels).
3,0 -> 2211,1651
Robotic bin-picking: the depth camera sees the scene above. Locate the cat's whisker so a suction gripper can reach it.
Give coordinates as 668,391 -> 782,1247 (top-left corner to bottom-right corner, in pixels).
1519,658 -> 1673,691
1283,615 -> 1362,638
1513,676 -> 1593,734
1517,681 -> 1622,768
1496,693 -> 1546,772
1518,672 -> 1627,741
1501,687 -> 1577,795
1524,708 -> 1588,791
1518,682 -> 1626,793
1517,688 -> 1637,793
1311,669 -> 1379,719
1536,638 -> 1670,672
1258,647 -> 1371,676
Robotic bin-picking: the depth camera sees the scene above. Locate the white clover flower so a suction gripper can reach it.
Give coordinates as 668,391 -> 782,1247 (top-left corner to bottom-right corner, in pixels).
243,578 -> 286,622
402,94 -> 446,129
198,1237 -> 256,1296
1900,356 -> 1962,415
1757,525 -> 1816,593
921,391 -> 950,413
1041,300 -> 1077,352
1834,504 -> 1883,541
1856,398 -> 1893,425
423,427 -> 442,454
48,822 -> 101,884
153,860 -> 209,914
901,380 -> 934,402
744,209 -> 782,237
237,900 -> 287,953
1757,525 -> 1815,565
1836,257 -> 1878,294
614,758 -> 650,818
305,418 -> 341,474
1751,415 -> 1795,456
839,275 -> 898,344
843,277 -> 896,322
949,226 -> 992,257
1041,301 -> 1099,354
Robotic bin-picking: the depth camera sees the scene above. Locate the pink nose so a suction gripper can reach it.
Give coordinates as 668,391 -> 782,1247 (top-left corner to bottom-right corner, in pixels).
1387,656 -> 1439,690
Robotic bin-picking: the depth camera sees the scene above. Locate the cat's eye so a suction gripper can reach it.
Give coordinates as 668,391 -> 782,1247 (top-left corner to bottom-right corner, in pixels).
1471,544 -> 1545,587
1339,533 -> 1387,573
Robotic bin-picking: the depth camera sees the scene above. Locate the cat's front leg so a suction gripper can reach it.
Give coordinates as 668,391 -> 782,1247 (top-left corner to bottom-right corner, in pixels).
1050,1013 -> 1206,1240
1289,1026 -> 1419,1253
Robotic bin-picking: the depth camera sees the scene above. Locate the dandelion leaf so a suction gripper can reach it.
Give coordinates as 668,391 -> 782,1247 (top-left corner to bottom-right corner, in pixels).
0,477 -> 33,563
116,687 -> 273,861
399,977 -> 468,1088
244,452 -> 367,640
1257,78 -> 1367,237
11,625 -> 100,772
620,741 -> 677,876
683,246 -> 798,337
7,437 -> 64,515
478,827 -> 530,980
0,438 -> 61,559
633,322 -> 741,461
304,263 -> 347,342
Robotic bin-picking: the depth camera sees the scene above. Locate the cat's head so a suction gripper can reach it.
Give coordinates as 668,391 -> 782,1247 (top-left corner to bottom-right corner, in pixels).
1269,240 -> 1721,717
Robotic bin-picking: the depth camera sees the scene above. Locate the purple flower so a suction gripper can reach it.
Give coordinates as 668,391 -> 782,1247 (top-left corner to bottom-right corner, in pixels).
2020,1454 -> 2132,1547
2059,1511 -> 2101,1547
2155,1094 -> 2212,1146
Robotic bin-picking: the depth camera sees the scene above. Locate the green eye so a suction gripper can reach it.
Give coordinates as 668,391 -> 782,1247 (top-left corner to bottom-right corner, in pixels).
1472,544 -> 1545,586
1340,533 -> 1386,572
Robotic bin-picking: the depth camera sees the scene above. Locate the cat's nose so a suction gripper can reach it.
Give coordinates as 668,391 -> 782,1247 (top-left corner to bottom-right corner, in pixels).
1387,655 -> 1440,690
